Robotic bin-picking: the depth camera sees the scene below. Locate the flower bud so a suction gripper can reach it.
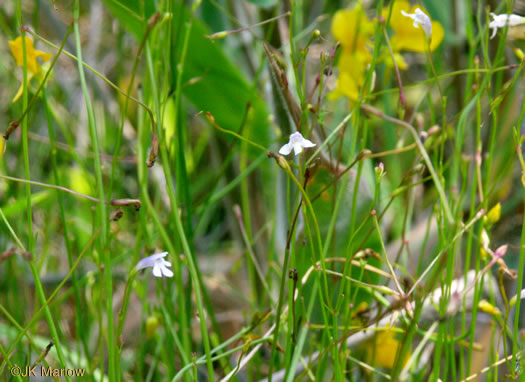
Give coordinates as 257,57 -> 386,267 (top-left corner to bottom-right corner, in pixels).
478,300 -> 501,316
207,31 -> 229,40
375,162 -> 385,179
146,315 -> 161,339
486,203 -> 501,225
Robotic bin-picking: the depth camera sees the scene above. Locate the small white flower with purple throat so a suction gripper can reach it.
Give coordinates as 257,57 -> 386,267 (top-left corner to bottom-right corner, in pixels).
279,132 -> 316,156
135,252 -> 174,278
488,13 -> 525,39
401,8 -> 432,38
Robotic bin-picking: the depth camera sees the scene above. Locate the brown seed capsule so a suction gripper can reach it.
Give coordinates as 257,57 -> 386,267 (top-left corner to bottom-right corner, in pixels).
146,134 -> 159,168
110,208 -> 124,222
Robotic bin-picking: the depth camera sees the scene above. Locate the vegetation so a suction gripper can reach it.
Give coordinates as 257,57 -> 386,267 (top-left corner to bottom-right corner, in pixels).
1,0 -> 525,380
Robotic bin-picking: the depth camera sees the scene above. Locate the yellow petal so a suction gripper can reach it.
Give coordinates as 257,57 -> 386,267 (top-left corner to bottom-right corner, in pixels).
364,328 -> 409,368
337,48 -> 371,73
329,72 -> 358,101
8,36 -> 51,75
12,81 -> 25,103
332,3 -> 374,52
12,72 -> 34,103
382,0 -> 411,29
391,21 -> 444,52
35,50 -> 53,62
332,48 -> 372,101
429,22 -> 445,51
334,72 -> 361,101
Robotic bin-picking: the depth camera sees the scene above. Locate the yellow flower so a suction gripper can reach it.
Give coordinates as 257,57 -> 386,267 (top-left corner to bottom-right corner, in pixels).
364,328 -> 409,368
332,3 -> 375,53
9,36 -> 52,75
331,3 -> 374,101
382,0 -> 444,53
8,36 -> 52,102
330,49 -> 371,101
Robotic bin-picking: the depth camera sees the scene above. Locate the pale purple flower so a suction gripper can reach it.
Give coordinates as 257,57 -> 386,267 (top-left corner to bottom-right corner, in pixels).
279,132 -> 315,156
401,8 -> 432,38
135,252 -> 173,278
489,13 -> 525,39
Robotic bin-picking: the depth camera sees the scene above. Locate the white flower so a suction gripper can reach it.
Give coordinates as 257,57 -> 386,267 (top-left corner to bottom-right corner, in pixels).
489,13 -> 525,39
401,8 -> 432,38
135,252 -> 174,278
279,132 -> 316,156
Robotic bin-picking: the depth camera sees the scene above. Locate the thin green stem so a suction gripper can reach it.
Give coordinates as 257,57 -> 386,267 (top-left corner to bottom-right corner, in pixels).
13,2 -> 71,379
360,104 -> 454,223
73,1 -> 113,379
0,230 -> 100,374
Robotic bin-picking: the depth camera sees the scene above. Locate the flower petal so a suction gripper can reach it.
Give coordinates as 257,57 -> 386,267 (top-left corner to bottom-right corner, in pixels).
35,50 -> 52,62
135,252 -> 168,271
410,9 -> 432,37
383,0 -> 412,31
301,138 -> 316,148
12,73 -> 34,103
279,143 -> 293,155
332,72 -> 360,101
161,265 -> 174,278
429,22 -> 445,50
332,4 -> 374,52
488,13 -> 525,39
8,36 -> 42,74
364,328 -> 409,368
292,143 -> 303,155
149,252 -> 168,261
12,82 -> 24,103
152,264 -> 163,277
135,258 -> 152,271
387,2 -> 443,53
